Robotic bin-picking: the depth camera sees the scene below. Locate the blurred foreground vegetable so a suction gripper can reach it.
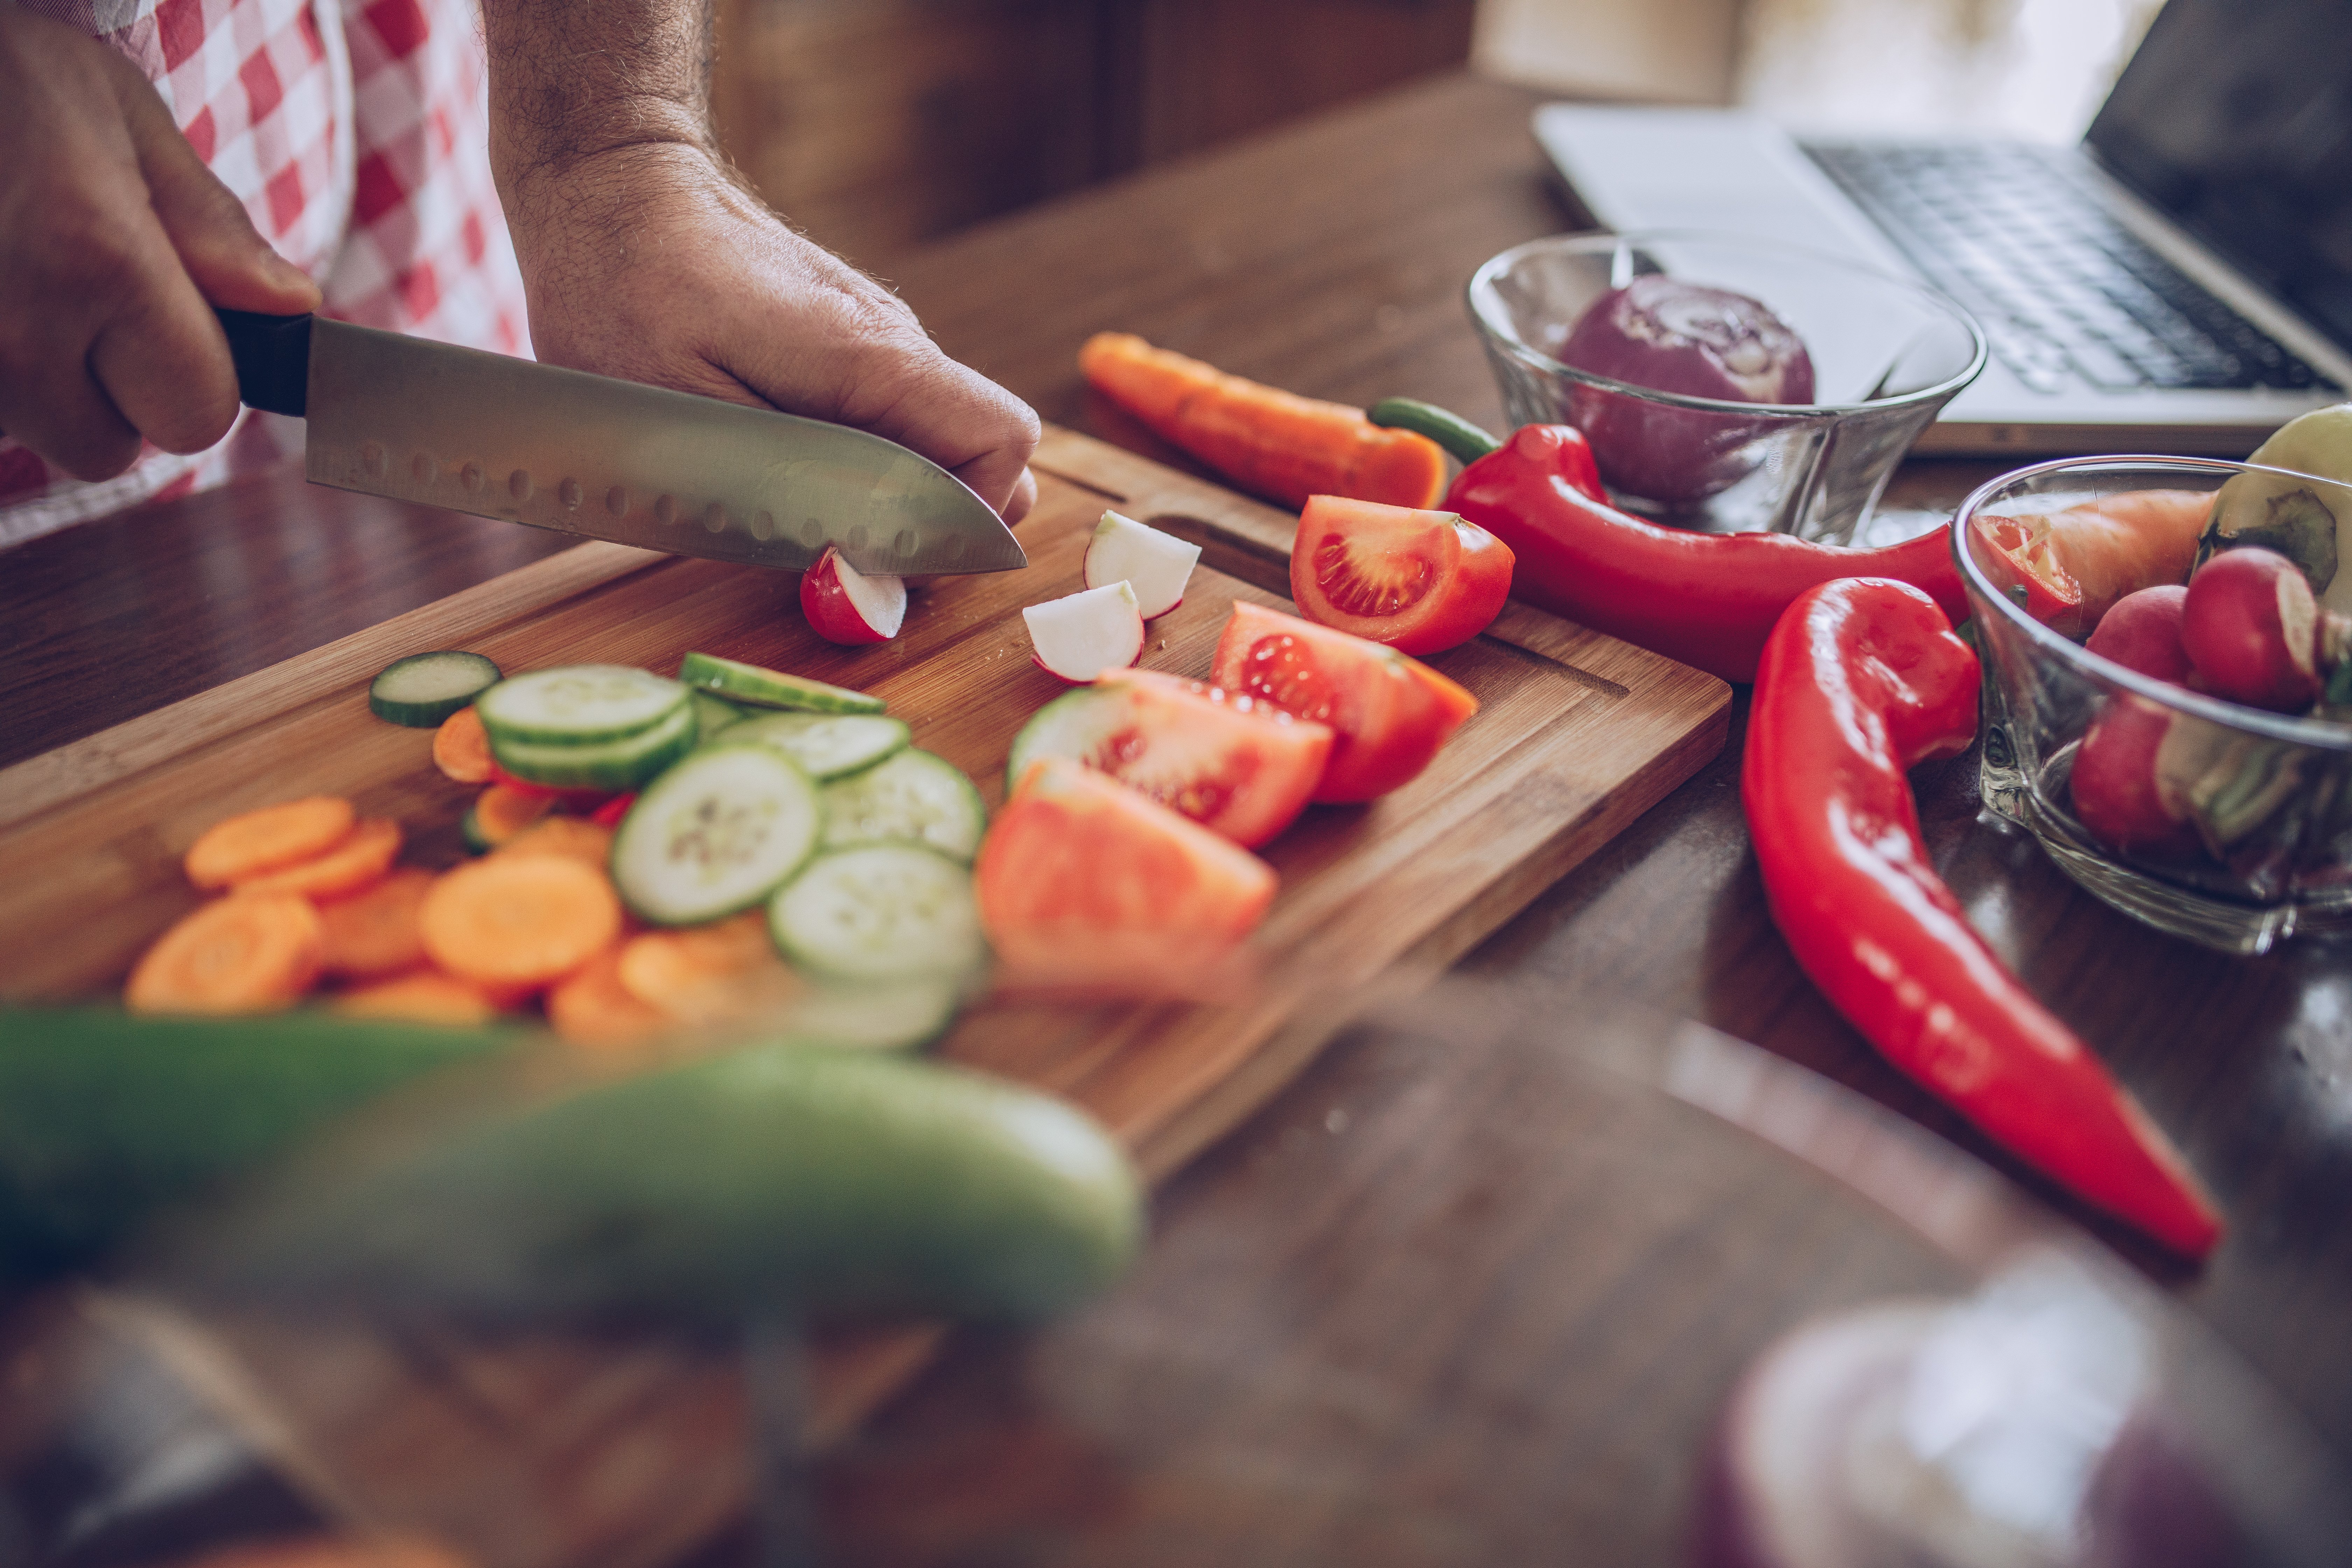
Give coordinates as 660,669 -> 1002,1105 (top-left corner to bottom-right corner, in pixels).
1079,333 -> 1446,511
1743,580 -> 2220,1256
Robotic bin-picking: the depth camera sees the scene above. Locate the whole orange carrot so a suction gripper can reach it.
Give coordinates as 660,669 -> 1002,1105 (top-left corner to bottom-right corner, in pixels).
1079,332 -> 1446,511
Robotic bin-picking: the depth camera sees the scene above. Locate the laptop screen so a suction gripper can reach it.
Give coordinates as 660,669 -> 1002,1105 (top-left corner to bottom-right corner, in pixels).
2089,0 -> 2352,354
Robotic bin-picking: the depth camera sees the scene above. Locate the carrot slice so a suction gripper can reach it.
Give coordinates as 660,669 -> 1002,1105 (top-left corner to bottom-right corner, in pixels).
433,706 -> 495,784
491,817 -> 615,869
126,893 -> 325,1015
470,784 -> 555,848
420,855 -> 622,987
234,818 -> 404,899
330,968 -> 509,1026
617,911 -> 800,1026
317,866 -> 436,978
184,797 -> 356,890
546,945 -> 671,1047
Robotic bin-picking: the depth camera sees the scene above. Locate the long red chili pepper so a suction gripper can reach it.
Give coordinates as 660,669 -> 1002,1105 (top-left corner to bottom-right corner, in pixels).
1367,402 -> 1969,683
1744,577 -> 2221,1256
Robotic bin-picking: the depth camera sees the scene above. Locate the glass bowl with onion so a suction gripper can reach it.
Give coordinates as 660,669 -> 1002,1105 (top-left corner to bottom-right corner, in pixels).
1467,231 -> 1986,543
1957,455 -> 2352,954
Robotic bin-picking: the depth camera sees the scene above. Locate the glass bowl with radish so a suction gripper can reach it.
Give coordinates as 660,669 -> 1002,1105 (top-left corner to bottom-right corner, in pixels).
1957,455 -> 2352,953
1467,232 -> 1985,543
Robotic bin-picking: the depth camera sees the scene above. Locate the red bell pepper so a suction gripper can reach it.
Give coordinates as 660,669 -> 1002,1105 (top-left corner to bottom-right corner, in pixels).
1367,401 -> 1969,683
1744,577 -> 2221,1257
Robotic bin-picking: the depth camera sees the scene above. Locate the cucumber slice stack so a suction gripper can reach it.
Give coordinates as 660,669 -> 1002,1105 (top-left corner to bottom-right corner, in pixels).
769,844 -> 983,980
474,664 -> 694,791
719,711 -> 910,782
370,651 -> 502,728
679,650 -> 886,715
821,749 -> 986,862
611,743 -> 825,924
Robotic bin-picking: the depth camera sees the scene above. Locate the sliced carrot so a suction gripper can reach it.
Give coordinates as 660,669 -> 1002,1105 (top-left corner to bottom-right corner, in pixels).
491,816 -> 615,869
126,892 -> 325,1015
470,784 -> 555,848
617,911 -> 801,1026
233,818 -> 403,899
178,1531 -> 469,1568
184,797 -> 356,890
330,968 -> 509,1026
317,866 -> 436,978
546,945 -> 671,1048
433,706 -> 496,784
1078,332 -> 1447,511
420,855 -> 622,987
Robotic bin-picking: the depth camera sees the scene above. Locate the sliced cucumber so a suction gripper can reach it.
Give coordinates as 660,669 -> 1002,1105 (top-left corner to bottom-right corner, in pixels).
369,651 -> 502,728
477,665 -> 688,745
821,749 -> 986,863
769,845 -> 983,981
779,977 -> 965,1052
721,712 -> 909,782
678,651 -> 884,715
612,743 -> 824,925
693,691 -> 748,743
489,700 -> 696,790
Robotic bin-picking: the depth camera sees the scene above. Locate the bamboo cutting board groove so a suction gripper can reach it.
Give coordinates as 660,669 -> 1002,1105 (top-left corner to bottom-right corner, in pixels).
0,427 -> 1728,1568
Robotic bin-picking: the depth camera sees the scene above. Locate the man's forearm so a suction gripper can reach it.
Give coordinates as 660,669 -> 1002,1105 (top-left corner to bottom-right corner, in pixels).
480,0 -> 717,202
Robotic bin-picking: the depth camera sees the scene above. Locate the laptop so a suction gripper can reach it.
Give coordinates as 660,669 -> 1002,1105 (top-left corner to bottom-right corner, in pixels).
1530,0 -> 2352,456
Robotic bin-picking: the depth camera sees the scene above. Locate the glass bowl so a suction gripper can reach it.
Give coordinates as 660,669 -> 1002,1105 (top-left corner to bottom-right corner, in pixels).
1468,232 -> 1986,542
1957,456 -> 2352,954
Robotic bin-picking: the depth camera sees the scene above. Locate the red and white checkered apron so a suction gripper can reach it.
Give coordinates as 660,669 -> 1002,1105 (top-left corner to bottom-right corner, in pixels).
0,0 -> 531,546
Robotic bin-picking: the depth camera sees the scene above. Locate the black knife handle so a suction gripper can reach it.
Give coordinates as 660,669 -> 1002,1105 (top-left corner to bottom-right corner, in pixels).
214,308 -> 312,417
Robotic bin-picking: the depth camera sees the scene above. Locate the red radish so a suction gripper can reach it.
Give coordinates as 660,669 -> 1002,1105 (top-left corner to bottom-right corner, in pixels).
1082,510 -> 1200,619
2085,585 -> 2192,684
2070,695 -> 2239,859
1023,581 -> 1146,683
800,546 -> 906,645
2180,548 -> 2320,712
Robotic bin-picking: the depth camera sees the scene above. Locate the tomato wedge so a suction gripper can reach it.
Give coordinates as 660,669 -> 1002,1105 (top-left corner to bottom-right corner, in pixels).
1290,495 -> 1514,654
1211,602 -> 1478,803
978,758 -> 1278,996
1006,668 -> 1333,847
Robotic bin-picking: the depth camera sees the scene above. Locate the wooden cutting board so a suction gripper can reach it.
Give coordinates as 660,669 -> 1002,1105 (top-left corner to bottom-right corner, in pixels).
0,427 -> 1727,1568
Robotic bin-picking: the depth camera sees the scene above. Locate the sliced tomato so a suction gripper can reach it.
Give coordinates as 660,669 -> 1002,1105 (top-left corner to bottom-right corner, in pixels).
1973,514 -> 2086,635
1290,495 -> 1514,655
1005,668 -> 1332,847
977,757 -> 1277,996
1211,602 -> 1478,804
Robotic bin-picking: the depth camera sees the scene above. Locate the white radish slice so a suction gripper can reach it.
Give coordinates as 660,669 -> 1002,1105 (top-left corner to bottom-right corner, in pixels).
1023,581 -> 1145,683
1082,510 -> 1201,619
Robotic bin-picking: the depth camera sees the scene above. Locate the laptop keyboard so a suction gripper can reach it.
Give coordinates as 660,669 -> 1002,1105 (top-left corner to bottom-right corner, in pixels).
1804,142 -> 2334,395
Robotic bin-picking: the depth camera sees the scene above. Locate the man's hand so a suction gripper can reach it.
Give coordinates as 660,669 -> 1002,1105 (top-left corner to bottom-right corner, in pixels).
484,4 -> 1039,523
0,9 -> 320,481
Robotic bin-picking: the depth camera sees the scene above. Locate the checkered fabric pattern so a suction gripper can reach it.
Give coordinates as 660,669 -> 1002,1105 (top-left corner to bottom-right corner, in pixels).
0,0 -> 531,546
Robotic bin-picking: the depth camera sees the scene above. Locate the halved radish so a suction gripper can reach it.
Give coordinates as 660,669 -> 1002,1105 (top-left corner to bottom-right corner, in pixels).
1023,581 -> 1145,682
801,546 -> 906,645
1082,510 -> 1200,618
2180,547 -> 2319,712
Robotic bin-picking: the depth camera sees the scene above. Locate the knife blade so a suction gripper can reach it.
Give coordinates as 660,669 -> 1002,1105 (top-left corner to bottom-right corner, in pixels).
215,309 -> 1027,576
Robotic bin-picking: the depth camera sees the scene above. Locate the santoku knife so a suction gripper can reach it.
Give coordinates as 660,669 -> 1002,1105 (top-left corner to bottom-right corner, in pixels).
214,308 -> 1027,576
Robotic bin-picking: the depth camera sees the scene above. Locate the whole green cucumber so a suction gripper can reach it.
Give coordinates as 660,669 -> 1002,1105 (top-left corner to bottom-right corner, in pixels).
0,1007 -> 521,1284
205,1044 -> 1145,1323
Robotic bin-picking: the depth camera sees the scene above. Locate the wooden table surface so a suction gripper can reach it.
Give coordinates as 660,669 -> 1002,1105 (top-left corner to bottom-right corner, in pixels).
3,72 -> 2346,1566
